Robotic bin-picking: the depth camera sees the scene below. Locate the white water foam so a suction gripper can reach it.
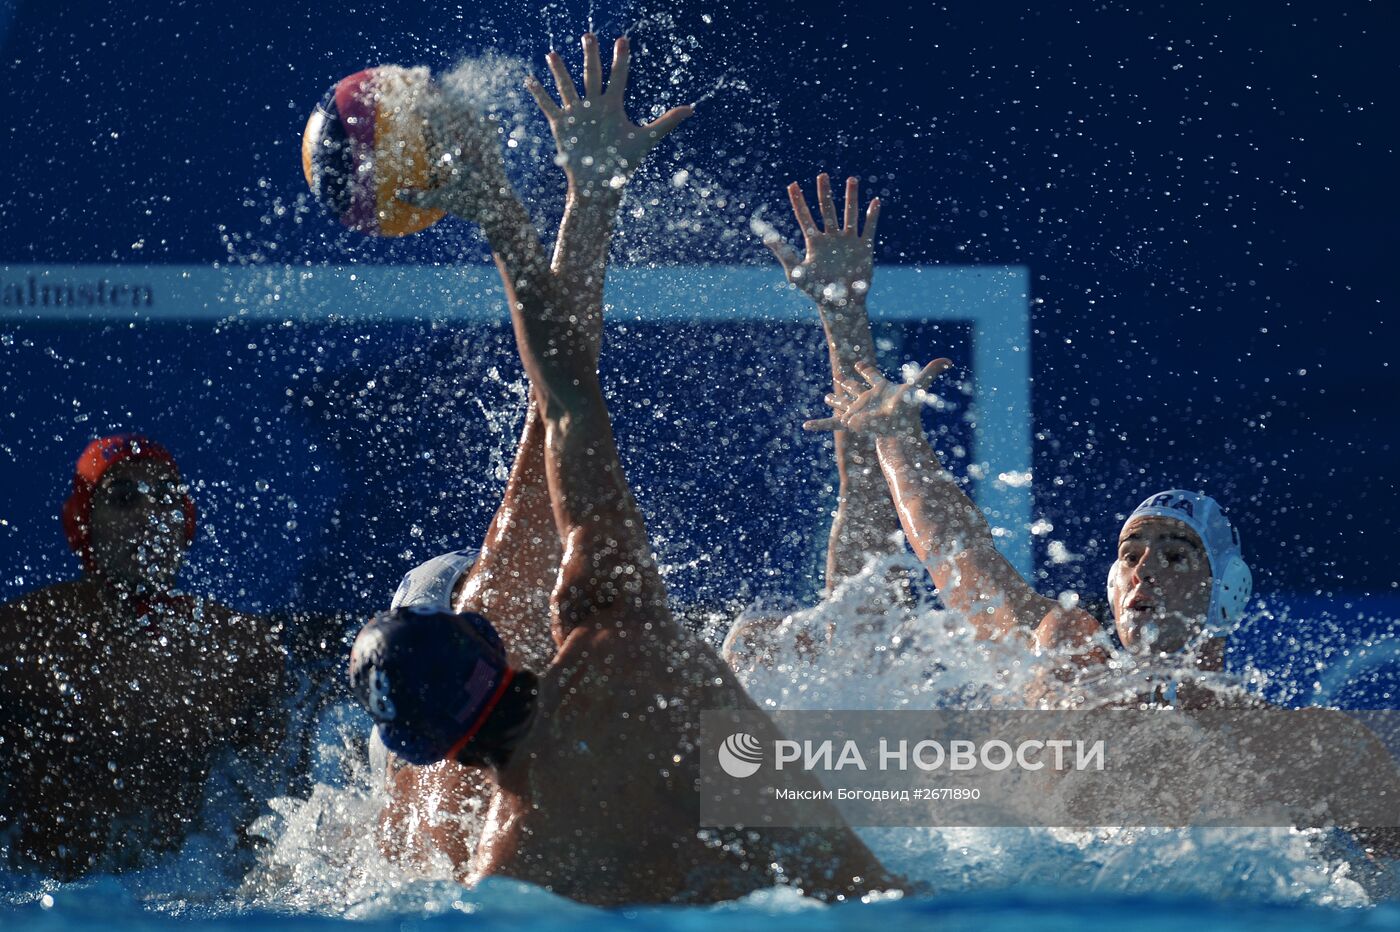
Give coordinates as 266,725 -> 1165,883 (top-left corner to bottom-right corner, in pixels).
226,552 -> 1390,917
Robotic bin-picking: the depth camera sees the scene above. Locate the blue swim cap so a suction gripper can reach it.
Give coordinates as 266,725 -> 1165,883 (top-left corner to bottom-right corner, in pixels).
348,607 -> 515,765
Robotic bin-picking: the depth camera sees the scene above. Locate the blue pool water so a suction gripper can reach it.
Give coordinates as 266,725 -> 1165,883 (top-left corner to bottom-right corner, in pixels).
4,880 -> 1399,932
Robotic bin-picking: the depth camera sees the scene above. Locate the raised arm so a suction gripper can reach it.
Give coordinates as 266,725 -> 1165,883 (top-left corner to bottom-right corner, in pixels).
401,85 -> 554,333
402,38 -> 659,662
402,101 -> 555,664
506,34 -> 690,393
413,35 -> 689,641
511,36 -> 691,638
528,35 -> 636,343
453,36 -> 642,667
810,359 -> 1095,642
406,30 -> 688,638
762,175 -> 903,591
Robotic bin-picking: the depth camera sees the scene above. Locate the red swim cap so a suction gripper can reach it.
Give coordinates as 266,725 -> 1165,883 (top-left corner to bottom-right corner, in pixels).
61,434 -> 196,571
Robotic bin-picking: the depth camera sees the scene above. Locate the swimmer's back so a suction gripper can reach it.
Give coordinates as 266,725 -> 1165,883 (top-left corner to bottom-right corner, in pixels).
474,618 -> 747,903
475,614 -> 896,904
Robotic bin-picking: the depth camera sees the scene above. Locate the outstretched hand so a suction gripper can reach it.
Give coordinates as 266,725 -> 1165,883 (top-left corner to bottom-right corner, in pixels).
804,358 -> 953,436
763,174 -> 880,307
525,33 -> 693,195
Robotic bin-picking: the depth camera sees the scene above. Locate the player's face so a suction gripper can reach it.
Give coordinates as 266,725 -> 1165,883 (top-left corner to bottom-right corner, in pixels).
1110,517 -> 1212,654
87,460 -> 187,588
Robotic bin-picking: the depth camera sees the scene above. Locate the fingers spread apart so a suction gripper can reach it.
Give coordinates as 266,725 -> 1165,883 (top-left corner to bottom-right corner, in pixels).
787,174 -> 882,242
787,182 -> 819,240
529,35 -> 637,115
862,197 -> 881,243
843,177 -> 860,233
762,230 -> 801,274
582,33 -> 604,98
546,50 -> 582,109
823,391 -> 851,412
816,173 -> 840,233
606,37 -> 631,100
524,75 -> 561,121
643,104 -> 694,139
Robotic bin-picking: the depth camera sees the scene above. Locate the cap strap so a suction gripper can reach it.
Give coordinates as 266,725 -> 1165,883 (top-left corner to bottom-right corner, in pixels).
443,667 -> 516,763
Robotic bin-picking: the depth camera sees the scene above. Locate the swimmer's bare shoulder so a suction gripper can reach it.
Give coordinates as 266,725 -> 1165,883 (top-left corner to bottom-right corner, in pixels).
1,578 -> 93,623
0,580 -> 98,687
380,753 -> 488,881
470,612 -> 727,903
0,587 -> 76,752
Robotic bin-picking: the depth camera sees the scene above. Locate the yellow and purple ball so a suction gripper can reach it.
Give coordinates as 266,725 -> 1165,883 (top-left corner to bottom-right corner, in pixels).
301,66 -> 445,237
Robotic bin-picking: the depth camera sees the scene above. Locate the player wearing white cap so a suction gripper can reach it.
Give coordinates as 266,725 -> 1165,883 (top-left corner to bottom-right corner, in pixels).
807,360 -> 1254,707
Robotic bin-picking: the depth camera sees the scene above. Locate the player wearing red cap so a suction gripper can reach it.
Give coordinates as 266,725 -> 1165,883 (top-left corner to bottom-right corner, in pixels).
0,434 -> 286,878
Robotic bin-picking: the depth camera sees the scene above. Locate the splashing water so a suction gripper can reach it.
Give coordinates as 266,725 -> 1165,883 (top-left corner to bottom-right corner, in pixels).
3,551 -> 1396,928
5,9 -> 1398,932
168,558 -> 1400,915
727,553 -> 1391,909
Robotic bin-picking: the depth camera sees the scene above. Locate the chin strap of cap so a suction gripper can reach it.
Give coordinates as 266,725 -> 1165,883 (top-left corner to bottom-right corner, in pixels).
443,666 -> 516,763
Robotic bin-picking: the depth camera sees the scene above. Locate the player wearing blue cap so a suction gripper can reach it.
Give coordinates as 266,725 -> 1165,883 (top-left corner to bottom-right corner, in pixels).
806,360 -> 1255,707
350,34 -> 900,905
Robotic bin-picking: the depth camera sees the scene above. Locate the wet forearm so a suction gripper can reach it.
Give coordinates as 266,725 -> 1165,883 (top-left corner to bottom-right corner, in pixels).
553,186 -> 622,298
501,289 -> 601,426
815,294 -> 877,382
814,293 -> 904,586
827,430 -> 902,583
492,203 -> 600,417
481,194 -> 551,305
551,186 -> 621,371
874,434 -> 998,584
875,433 -> 1048,635
462,187 -> 619,657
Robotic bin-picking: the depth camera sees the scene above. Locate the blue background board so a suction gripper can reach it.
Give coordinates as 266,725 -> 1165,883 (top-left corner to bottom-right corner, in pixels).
0,311 -> 974,612
0,0 -> 1397,705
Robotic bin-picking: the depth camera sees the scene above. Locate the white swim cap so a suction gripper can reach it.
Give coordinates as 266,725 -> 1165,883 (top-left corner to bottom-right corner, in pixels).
1107,490 -> 1253,630
390,548 -> 478,613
